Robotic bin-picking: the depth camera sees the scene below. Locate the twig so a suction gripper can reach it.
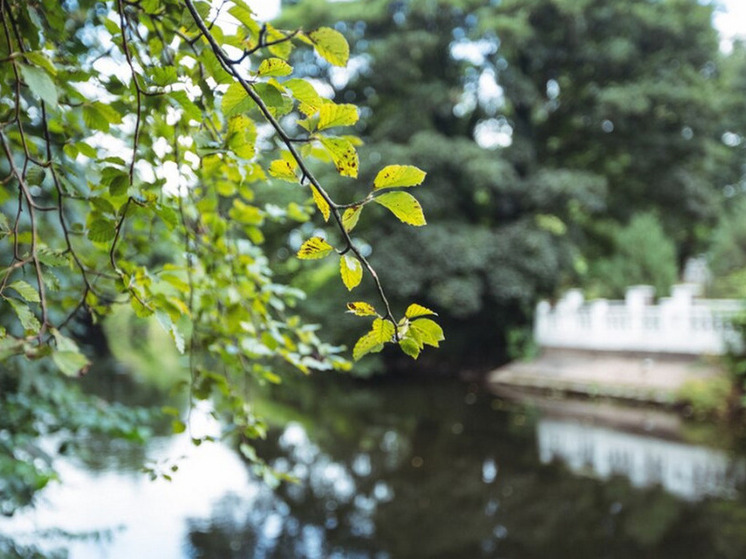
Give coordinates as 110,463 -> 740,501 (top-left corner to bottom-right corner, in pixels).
183,0 -> 400,337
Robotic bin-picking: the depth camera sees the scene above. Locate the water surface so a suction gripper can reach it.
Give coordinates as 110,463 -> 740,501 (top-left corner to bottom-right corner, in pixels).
4,375 -> 746,558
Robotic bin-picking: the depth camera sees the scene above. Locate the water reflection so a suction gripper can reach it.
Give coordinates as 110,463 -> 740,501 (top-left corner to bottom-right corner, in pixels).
4,377 -> 746,558
537,418 -> 746,501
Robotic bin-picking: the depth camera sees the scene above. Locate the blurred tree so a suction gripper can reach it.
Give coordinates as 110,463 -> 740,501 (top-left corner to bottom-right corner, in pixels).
585,213 -> 678,298
280,0 -> 727,370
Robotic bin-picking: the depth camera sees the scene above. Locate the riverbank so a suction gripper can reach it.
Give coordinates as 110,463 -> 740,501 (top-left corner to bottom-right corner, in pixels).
488,349 -> 726,405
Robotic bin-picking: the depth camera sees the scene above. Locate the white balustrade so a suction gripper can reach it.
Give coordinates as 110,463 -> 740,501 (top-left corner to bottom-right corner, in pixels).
535,285 -> 744,355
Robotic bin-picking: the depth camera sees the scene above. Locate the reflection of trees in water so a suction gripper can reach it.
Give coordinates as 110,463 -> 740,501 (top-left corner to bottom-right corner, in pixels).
184,378 -> 746,559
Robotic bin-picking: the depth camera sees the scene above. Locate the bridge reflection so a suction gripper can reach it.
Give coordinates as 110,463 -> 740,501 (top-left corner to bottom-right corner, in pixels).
537,417 -> 746,501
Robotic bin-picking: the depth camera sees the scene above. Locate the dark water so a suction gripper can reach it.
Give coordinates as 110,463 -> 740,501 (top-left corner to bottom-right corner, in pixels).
4,374 -> 746,558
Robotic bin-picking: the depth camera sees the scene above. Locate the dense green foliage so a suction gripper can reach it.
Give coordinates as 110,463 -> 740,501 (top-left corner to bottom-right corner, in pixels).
0,0 -> 443,518
279,0 -> 743,370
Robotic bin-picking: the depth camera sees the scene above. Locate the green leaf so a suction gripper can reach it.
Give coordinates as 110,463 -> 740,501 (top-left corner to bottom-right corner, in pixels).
0,337 -> 25,360
52,350 -> 90,377
257,58 -> 293,77
87,219 -> 116,242
149,66 -> 178,86
340,254 -> 363,291
373,191 -> 426,226
26,166 -> 45,186
285,78 -> 324,116
6,297 -> 41,332
317,136 -> 359,178
297,237 -> 334,260
317,103 -> 359,131
109,173 -> 129,196
374,165 -> 427,189
268,158 -> 297,182
405,303 -> 437,319
19,63 -> 58,107
342,205 -> 362,232
229,199 -> 264,226
310,185 -> 330,222
346,301 -> 377,317
8,280 -> 40,303
24,51 -> 57,76
308,27 -> 349,67
410,318 -> 444,348
399,337 -> 421,359
253,82 -> 286,114
353,318 -> 395,360
222,82 -> 251,117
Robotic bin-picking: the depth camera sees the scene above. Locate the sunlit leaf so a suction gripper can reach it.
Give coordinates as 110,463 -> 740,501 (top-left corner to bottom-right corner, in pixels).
373,191 -> 426,226
340,254 -> 363,291
268,158 -> 297,182
353,318 -> 395,360
317,103 -> 359,131
297,237 -> 334,259
285,78 -> 324,116
317,136 -> 359,178
310,185 -> 330,221
374,165 -> 427,189
405,303 -> 437,319
342,205 -> 362,232
399,337 -> 421,359
308,27 -> 349,67
257,58 -> 293,77
410,318 -> 444,348
346,301 -> 377,316
222,82 -> 251,117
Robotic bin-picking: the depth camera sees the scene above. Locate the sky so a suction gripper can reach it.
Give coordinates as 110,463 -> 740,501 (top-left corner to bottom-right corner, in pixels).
247,0 -> 746,51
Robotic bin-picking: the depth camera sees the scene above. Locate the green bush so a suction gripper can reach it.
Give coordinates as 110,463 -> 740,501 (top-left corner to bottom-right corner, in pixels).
586,213 -> 678,298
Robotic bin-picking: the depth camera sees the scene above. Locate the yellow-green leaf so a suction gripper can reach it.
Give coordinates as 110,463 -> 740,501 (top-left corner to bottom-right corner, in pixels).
374,165 -> 427,189
285,78 -> 324,116
8,280 -> 40,303
268,158 -> 297,182
257,57 -> 292,77
342,205 -> 362,232
535,214 -> 567,236
399,337 -> 421,359
352,318 -> 395,360
373,191 -> 426,226
340,254 -> 363,291
346,301 -> 377,316
297,237 -> 334,260
310,185 -> 330,221
405,303 -> 437,319
229,199 -> 264,226
317,103 -> 359,131
308,27 -> 349,67
317,136 -> 359,178
221,82 -> 251,117
410,318 -> 444,348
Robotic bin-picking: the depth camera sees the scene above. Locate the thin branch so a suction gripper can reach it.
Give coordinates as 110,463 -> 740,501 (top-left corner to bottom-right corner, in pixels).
183,0 -> 400,337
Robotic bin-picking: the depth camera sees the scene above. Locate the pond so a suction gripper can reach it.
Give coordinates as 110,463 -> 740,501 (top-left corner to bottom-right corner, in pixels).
3,373 -> 746,558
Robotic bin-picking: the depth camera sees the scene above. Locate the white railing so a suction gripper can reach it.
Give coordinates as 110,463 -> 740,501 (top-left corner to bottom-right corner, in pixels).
535,284 -> 744,355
